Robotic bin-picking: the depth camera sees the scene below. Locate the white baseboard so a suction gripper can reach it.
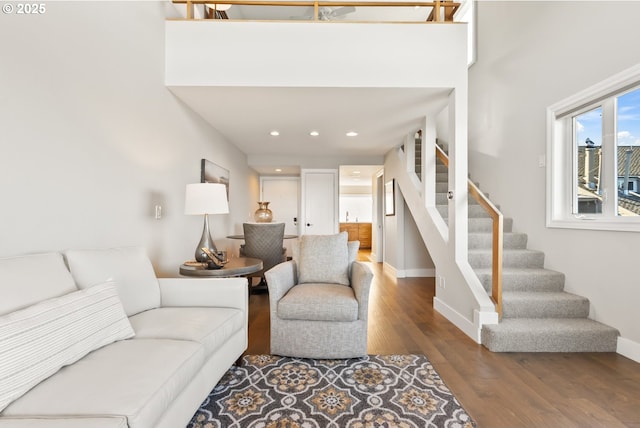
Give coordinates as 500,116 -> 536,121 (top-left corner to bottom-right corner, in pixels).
383,262 -> 398,278
400,268 -> 435,278
385,264 -> 435,279
434,297 -> 481,343
617,336 -> 640,363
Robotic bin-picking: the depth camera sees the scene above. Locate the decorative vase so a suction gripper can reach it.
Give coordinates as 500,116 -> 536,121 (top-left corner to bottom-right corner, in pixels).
254,201 -> 273,223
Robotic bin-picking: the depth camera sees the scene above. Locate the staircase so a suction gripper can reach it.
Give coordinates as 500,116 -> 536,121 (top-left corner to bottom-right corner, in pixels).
435,161 -> 619,352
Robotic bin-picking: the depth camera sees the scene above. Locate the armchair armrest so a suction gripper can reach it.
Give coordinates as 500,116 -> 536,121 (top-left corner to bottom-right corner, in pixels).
264,260 -> 297,303
158,277 -> 248,310
350,261 -> 373,320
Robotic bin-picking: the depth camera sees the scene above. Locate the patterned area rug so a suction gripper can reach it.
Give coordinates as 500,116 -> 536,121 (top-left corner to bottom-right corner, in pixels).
189,354 -> 476,428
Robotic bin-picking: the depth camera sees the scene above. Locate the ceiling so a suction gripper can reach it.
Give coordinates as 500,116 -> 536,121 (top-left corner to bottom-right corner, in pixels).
171,86 -> 449,157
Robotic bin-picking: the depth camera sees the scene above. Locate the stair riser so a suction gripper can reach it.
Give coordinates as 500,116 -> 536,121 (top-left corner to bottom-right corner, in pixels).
469,233 -> 527,250
477,271 -> 565,293
469,251 -> 545,269
437,204 -> 489,218
502,298 -> 590,319
481,328 -> 618,352
465,217 -> 513,233
436,194 -> 481,205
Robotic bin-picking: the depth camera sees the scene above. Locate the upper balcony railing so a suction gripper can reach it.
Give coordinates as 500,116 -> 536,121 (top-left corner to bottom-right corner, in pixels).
171,0 -> 461,23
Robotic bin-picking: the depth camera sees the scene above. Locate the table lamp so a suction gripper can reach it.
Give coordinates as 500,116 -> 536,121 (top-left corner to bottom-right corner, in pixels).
184,183 -> 229,262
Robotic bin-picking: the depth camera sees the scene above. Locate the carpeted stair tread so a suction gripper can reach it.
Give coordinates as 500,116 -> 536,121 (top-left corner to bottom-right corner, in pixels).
481,318 -> 619,352
501,291 -> 589,318
474,267 -> 565,292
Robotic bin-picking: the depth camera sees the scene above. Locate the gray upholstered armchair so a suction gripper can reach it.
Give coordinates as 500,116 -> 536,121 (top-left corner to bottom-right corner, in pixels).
264,232 -> 373,359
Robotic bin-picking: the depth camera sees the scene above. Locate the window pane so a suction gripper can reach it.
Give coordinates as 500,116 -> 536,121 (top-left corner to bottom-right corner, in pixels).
575,107 -> 602,214
616,87 -> 640,216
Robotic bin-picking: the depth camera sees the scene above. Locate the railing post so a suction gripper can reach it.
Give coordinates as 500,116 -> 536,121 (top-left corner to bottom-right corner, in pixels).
186,0 -> 194,19
493,215 -> 503,318
314,0 -> 319,20
434,0 -> 441,22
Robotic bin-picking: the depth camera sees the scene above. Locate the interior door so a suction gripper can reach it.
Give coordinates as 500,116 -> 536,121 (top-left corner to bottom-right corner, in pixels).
301,169 -> 338,235
260,177 -> 300,236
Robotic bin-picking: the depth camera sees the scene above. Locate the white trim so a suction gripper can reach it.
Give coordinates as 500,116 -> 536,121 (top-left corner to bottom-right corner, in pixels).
383,262 -> 398,278
617,336 -> 640,364
396,268 -> 436,278
434,296 -> 481,343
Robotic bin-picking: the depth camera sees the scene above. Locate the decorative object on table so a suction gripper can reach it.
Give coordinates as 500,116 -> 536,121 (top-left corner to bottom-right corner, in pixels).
184,182 -> 229,262
200,159 -> 229,198
188,354 -> 477,428
201,247 -> 228,270
254,201 -> 273,223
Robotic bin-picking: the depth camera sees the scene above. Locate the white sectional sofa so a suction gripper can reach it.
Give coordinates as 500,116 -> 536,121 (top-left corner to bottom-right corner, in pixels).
0,247 -> 248,428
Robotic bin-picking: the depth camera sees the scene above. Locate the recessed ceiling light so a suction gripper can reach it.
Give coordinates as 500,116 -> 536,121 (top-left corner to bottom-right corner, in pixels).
270,130 -> 280,136
309,131 -> 320,137
346,131 -> 358,137
353,170 -> 361,175
275,168 -> 282,172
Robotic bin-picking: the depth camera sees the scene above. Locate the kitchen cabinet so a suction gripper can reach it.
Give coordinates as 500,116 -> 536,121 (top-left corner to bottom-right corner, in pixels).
339,223 -> 372,249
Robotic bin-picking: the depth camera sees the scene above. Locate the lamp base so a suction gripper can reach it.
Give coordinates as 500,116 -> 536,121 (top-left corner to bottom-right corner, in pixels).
195,215 -> 218,262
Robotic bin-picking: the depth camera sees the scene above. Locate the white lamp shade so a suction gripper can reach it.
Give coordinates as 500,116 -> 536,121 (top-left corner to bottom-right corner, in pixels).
184,183 -> 229,215
206,3 -> 232,11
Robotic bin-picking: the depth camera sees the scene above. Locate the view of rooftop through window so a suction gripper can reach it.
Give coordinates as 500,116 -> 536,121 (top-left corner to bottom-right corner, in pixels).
574,87 -> 640,216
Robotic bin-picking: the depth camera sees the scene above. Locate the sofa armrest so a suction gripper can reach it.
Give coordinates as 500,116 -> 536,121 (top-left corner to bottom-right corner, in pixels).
350,261 -> 373,320
158,277 -> 248,310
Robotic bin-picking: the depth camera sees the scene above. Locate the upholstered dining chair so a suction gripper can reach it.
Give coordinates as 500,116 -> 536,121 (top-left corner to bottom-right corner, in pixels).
239,222 -> 286,292
264,232 -> 373,359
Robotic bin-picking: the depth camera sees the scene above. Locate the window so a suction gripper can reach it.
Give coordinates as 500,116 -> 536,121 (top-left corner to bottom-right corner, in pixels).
616,88 -> 640,216
547,64 -> 640,231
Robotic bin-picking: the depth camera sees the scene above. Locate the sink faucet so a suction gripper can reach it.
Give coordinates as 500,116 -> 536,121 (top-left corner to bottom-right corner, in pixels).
345,211 -> 349,222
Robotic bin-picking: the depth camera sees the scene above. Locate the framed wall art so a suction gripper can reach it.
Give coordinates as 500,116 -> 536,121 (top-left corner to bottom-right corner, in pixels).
201,159 -> 230,199
385,179 -> 395,216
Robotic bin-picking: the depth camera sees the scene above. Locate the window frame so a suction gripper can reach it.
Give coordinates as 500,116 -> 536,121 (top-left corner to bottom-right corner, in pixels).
546,63 -> 640,232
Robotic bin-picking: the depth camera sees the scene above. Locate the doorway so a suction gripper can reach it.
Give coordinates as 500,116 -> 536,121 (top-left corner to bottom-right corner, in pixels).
338,165 -> 383,262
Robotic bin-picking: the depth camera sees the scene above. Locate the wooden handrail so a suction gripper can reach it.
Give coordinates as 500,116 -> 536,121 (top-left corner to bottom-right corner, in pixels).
435,145 -> 503,318
173,0 -> 461,22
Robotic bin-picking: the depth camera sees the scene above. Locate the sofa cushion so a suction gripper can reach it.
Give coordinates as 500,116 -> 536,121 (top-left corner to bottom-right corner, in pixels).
129,307 -> 245,358
298,232 -> 350,286
0,418 -> 127,428
64,247 -> 161,316
0,282 -> 134,412
278,283 -> 358,322
0,252 -> 77,316
1,339 -> 203,428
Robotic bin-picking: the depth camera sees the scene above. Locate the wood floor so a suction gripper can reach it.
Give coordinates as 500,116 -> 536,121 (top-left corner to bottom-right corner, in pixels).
246,257 -> 640,428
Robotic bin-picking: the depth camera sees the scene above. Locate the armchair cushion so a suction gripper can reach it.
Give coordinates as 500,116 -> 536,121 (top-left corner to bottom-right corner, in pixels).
277,283 -> 358,322
298,232 -> 349,286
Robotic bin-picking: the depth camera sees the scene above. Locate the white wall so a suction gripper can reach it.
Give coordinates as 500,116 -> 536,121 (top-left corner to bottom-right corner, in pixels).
0,2 -> 258,276
469,1 -> 640,348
